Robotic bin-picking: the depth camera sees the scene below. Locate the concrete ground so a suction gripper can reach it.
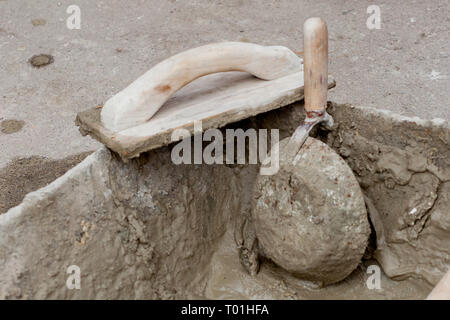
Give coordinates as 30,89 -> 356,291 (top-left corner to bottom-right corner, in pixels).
0,0 -> 449,196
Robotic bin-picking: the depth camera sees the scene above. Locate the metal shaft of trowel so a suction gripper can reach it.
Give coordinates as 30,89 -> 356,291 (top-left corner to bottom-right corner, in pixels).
288,17 -> 333,162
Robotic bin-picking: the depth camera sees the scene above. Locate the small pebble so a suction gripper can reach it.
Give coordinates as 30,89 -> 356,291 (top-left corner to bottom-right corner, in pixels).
1,119 -> 25,134
31,19 -> 46,26
29,54 -> 54,68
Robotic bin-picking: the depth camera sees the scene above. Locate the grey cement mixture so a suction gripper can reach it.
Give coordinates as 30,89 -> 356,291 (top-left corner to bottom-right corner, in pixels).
0,102 -> 448,299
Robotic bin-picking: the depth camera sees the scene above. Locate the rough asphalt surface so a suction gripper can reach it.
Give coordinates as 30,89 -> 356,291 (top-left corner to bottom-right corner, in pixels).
0,0 -> 449,206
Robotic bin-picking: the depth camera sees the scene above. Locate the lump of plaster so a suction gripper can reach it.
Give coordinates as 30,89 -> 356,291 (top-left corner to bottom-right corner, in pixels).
376,148 -> 412,185
406,148 -> 428,172
368,172 -> 440,243
374,180 -> 449,285
253,137 -> 370,285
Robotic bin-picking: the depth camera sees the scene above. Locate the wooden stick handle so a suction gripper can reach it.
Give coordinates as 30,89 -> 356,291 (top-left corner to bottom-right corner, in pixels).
303,17 -> 328,114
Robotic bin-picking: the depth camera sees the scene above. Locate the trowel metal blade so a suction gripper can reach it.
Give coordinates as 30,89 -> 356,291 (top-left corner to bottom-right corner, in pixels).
286,112 -> 334,164
285,120 -> 319,163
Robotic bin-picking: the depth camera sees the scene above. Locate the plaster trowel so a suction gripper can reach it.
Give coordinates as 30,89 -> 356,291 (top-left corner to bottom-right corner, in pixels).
249,18 -> 370,285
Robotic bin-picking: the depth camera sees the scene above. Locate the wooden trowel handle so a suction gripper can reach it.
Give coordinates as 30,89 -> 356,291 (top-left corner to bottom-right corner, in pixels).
303,17 -> 328,114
